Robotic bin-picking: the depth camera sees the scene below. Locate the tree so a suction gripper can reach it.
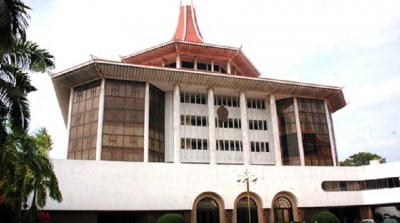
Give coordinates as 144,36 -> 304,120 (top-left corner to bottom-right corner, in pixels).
0,0 -> 30,54
340,152 -> 386,166
311,211 -> 340,223
0,127 -> 62,223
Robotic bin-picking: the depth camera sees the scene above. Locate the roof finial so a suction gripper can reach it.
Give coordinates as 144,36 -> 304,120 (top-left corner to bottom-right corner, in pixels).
172,0 -> 204,43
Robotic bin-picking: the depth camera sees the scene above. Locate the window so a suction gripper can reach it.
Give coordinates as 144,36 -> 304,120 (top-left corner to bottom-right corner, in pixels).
181,115 -> 208,127
250,142 -> 270,152
216,140 -> 243,151
277,98 -> 300,166
214,95 -> 239,107
322,177 -> 400,191
215,118 -> 241,129
248,120 -> 268,130
102,80 -> 146,162
180,92 -> 207,105
298,98 -> 332,166
181,138 -> 208,150
247,98 -> 266,109
68,80 -> 101,160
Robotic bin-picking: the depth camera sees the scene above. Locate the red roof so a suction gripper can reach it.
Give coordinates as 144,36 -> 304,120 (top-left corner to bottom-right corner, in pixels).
172,4 -> 204,43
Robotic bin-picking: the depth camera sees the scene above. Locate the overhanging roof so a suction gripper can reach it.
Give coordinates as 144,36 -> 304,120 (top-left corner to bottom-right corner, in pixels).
121,41 -> 261,78
51,60 -> 346,126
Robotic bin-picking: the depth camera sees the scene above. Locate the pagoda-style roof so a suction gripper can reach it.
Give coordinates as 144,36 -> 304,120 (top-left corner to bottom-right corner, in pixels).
51,59 -> 346,126
121,41 -> 261,78
120,1 -> 261,78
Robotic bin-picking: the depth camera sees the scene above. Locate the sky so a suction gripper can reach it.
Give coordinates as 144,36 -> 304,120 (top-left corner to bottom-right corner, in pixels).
23,0 -> 400,162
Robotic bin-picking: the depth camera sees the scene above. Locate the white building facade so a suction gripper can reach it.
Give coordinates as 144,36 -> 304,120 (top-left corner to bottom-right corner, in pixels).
47,3 -> 400,223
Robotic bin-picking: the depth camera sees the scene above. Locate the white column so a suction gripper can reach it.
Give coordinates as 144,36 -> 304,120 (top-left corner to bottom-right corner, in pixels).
66,87 -> 74,159
176,54 -> 181,68
95,79 -> 106,160
208,88 -> 216,165
240,91 -> 250,165
211,59 -> 214,72
173,84 -> 181,163
162,59 -> 166,67
294,97 -> 305,166
143,83 -> 150,163
325,101 -> 338,166
269,95 -> 282,166
194,57 -> 198,70
227,60 -> 232,74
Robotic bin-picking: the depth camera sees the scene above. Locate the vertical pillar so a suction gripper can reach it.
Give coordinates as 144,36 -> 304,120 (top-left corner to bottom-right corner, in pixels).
176,54 -> 181,68
227,60 -> 231,74
294,97 -> 305,166
211,59 -> 214,72
162,58 -> 166,67
95,79 -> 106,160
194,57 -> 198,70
269,94 -> 282,165
325,101 -> 338,166
143,82 -> 150,163
240,91 -> 250,165
173,84 -> 181,163
66,87 -> 74,159
208,88 -> 216,165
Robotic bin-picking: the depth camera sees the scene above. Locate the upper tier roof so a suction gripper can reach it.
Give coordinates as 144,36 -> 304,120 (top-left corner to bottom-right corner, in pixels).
120,2 -> 262,78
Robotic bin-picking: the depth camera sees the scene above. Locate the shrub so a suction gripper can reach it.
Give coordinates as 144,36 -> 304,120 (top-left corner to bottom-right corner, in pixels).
157,213 -> 186,223
311,211 -> 340,223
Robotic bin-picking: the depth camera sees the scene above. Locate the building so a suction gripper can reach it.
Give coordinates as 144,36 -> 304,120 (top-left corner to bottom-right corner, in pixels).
47,2 -> 400,223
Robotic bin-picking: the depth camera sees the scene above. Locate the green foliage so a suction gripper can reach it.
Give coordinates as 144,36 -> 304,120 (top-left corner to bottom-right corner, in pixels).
339,152 -> 386,166
157,213 -> 186,223
0,128 -> 62,223
0,0 -> 31,54
311,211 -> 340,223
374,212 -> 383,222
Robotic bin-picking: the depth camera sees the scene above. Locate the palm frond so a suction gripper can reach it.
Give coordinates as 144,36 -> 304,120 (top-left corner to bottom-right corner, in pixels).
0,0 -> 30,53
2,39 -> 55,72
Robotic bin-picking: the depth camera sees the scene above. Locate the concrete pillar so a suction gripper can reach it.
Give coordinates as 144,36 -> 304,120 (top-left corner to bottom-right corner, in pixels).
95,79 -> 105,160
176,54 -> 181,68
173,84 -> 181,163
162,58 -> 166,67
211,59 -> 214,72
294,97 -> 305,166
143,82 -> 150,163
240,91 -> 250,165
66,87 -> 74,159
227,60 -> 232,74
208,88 -> 216,164
194,57 -> 198,70
325,101 -> 338,166
269,94 -> 282,166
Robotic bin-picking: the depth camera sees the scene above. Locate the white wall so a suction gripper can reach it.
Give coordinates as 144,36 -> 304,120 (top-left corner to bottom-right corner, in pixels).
44,160 -> 400,211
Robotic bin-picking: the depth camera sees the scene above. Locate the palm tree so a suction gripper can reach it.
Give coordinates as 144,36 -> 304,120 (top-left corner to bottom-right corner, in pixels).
0,127 -> 62,223
0,39 -> 55,157
0,0 -> 30,54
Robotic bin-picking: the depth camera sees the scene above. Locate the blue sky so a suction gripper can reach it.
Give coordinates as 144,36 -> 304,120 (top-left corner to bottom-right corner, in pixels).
24,0 -> 400,162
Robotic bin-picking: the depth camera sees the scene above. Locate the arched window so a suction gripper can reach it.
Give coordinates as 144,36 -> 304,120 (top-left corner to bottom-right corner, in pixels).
273,197 -> 293,223
197,197 -> 220,223
236,197 -> 258,223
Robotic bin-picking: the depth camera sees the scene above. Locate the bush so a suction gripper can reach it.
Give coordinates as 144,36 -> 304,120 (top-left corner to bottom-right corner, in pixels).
157,213 -> 186,223
311,211 -> 340,223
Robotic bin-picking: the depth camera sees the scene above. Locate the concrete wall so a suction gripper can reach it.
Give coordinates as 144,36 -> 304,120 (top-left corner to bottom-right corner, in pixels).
44,160 -> 400,211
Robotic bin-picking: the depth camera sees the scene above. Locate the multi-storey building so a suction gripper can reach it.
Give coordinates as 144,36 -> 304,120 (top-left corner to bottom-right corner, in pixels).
47,2 -> 400,223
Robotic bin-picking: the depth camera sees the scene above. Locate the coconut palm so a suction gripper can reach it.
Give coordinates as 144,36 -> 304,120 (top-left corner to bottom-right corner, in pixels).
0,39 -> 55,150
0,127 -> 62,223
0,0 -> 30,54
